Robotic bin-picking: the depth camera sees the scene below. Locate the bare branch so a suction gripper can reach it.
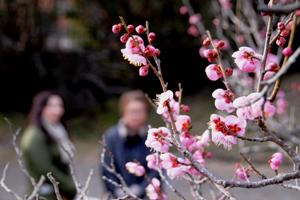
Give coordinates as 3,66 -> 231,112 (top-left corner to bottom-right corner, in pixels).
47,173 -> 63,200
0,163 -> 23,200
257,1 -> 300,14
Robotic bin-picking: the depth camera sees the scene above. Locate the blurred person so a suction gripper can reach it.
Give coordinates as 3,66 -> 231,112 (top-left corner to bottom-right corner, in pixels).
21,91 -> 76,200
101,90 -> 159,198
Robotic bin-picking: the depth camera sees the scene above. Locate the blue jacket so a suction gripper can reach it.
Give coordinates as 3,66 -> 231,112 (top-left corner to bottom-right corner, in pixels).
101,123 -> 159,198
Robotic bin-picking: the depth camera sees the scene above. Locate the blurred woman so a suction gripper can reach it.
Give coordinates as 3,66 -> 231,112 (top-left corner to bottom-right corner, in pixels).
101,90 -> 159,198
21,91 -> 76,200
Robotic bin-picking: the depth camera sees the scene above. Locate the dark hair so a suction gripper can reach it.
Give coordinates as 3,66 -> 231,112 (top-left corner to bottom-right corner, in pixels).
27,91 -> 67,141
118,90 -> 150,115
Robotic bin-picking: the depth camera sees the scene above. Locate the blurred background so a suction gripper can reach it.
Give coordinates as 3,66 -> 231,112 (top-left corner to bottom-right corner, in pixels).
1,0 -> 300,199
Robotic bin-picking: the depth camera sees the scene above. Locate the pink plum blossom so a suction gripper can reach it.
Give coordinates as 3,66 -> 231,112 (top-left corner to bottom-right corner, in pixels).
276,91 -> 288,114
209,114 -> 247,150
189,14 -> 201,25
264,101 -> 276,118
121,35 -> 147,66
139,65 -> 149,76
179,132 -> 197,152
125,162 -> 145,177
269,152 -> 283,170
232,47 -> 262,72
212,89 -> 235,113
175,115 -> 192,132
263,71 -> 276,80
145,127 -> 172,152
156,91 -> 180,121
218,0 -> 232,9
146,178 -> 168,200
156,90 -> 174,115
282,47 -> 293,57
199,130 -> 211,147
146,153 -> 160,170
233,93 -> 264,120
187,25 -> 199,37
235,163 -> 251,180
160,153 -> 190,179
179,5 -> 188,15
205,64 -> 223,81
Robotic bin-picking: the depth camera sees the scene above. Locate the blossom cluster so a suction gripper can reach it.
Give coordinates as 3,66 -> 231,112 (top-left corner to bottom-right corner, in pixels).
144,90 -> 210,179
111,9 -> 294,196
112,22 -> 160,76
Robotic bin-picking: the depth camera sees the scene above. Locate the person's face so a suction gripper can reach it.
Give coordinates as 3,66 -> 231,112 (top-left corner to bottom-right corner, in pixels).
42,95 -> 64,124
122,100 -> 148,132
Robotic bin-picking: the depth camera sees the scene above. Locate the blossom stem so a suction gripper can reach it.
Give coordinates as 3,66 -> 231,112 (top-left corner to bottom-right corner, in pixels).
206,30 -> 231,91
240,153 -> 267,179
256,1 -> 274,92
268,14 -> 298,101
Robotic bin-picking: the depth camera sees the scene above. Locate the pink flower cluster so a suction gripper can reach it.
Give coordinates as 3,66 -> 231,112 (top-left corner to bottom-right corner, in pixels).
269,152 -> 283,171
125,162 -> 145,177
208,114 -> 247,150
232,47 -> 261,73
201,37 -> 233,81
212,88 -> 235,113
233,93 -> 277,120
276,21 -> 291,47
146,178 -> 168,200
276,91 -> 288,115
112,22 -> 160,76
235,163 -> 251,181
145,127 -> 172,152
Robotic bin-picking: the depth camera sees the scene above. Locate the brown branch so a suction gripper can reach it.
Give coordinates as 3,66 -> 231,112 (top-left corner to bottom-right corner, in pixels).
238,136 -> 273,142
257,1 -> 300,14
257,0 -> 274,92
206,30 -> 231,91
240,153 -> 267,179
100,139 -> 143,200
268,14 -> 298,101
262,46 -> 300,85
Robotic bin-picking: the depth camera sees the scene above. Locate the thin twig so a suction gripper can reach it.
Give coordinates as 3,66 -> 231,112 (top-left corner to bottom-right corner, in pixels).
0,163 -> 23,200
47,173 -> 63,200
240,153 -> 267,179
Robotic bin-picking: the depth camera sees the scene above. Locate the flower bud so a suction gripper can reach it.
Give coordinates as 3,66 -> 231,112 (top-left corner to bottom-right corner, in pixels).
276,37 -> 286,47
135,25 -> 146,34
148,32 -> 156,43
202,37 -> 211,47
282,47 -> 293,57
139,65 -> 149,76
216,40 -> 225,49
120,33 -> 129,43
280,29 -> 290,37
127,24 -> 134,34
277,22 -> 286,31
112,23 -> 122,34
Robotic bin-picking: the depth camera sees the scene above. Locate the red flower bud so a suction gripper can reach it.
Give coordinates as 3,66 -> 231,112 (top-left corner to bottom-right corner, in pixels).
280,29 -> 290,37
120,33 -> 129,43
277,22 -> 286,31
127,24 -> 134,34
202,37 -> 211,47
112,23 -> 122,34
282,47 -> 293,57
216,40 -> 225,49
276,37 -> 286,47
225,68 -> 233,76
135,25 -> 146,34
148,32 -> 156,43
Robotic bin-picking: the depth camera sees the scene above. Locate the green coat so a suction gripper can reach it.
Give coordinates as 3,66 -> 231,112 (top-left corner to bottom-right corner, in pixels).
20,126 -> 76,200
